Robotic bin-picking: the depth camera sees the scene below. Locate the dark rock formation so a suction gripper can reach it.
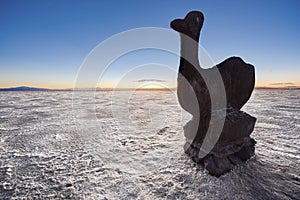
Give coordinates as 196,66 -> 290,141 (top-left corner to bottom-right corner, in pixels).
171,11 -> 256,176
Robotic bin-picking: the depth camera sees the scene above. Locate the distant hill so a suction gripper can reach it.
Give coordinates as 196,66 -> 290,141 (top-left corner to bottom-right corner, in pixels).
0,86 -> 49,91
255,86 -> 300,90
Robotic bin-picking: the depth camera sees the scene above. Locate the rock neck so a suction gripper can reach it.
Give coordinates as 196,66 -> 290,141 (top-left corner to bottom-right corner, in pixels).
179,33 -> 201,73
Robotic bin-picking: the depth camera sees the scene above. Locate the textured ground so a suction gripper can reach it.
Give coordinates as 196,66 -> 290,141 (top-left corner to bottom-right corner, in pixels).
0,89 -> 299,199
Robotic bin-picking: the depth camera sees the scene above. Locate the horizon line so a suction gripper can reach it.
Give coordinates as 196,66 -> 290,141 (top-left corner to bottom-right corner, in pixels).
0,85 -> 300,91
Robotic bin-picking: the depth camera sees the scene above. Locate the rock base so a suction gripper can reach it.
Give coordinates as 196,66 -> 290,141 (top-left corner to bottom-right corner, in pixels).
184,108 -> 256,176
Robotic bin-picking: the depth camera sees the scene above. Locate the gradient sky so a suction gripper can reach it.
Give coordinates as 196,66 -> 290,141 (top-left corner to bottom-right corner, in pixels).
1,0 -> 300,89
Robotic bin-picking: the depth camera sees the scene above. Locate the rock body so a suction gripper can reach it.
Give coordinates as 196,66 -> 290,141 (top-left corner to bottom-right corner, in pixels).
171,11 -> 256,176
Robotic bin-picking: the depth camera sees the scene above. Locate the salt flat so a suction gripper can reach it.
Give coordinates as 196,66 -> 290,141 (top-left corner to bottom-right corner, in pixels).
0,89 -> 299,199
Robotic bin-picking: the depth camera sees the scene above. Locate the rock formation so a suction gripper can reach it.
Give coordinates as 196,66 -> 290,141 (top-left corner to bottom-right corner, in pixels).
171,11 -> 256,176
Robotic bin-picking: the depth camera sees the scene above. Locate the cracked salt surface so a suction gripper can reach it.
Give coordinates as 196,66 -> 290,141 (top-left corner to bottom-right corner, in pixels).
0,89 -> 299,199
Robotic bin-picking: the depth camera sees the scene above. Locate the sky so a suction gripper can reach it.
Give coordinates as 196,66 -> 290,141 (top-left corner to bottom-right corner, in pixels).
0,0 -> 300,89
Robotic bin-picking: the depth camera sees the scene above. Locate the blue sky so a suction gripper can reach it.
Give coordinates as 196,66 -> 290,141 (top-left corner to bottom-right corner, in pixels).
0,0 -> 299,88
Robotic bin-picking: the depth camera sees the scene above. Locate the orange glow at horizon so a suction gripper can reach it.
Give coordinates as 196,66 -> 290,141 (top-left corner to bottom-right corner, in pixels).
1,80 -> 300,90
139,84 -> 168,89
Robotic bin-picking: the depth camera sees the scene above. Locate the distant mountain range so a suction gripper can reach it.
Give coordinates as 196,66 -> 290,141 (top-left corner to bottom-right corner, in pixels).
255,86 -> 300,90
0,86 -> 49,91
0,86 -> 299,91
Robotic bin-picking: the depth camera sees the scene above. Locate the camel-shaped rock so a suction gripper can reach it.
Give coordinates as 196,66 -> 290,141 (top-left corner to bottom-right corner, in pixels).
171,11 -> 256,176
